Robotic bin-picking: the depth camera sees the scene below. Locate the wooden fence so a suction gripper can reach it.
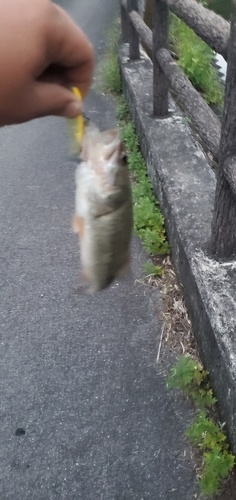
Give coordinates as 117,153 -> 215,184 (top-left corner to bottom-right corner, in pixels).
120,0 -> 236,259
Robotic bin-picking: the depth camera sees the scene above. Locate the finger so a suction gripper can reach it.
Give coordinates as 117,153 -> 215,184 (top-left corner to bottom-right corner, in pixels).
44,4 -> 94,98
1,83 -> 83,125
29,81 -> 85,120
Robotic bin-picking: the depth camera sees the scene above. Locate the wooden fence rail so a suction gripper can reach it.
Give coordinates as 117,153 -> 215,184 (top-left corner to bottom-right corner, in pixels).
163,0 -> 230,61
120,0 -> 236,258
122,0 -> 230,60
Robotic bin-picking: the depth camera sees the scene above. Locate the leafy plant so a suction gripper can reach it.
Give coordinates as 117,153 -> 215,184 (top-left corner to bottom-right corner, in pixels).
187,411 -> 235,496
168,356 -> 235,496
186,411 -> 226,450
167,355 -> 217,408
201,448 -> 235,496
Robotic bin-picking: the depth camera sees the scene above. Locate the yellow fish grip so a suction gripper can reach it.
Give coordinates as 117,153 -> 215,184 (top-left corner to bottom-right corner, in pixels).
71,87 -> 84,143
67,87 -> 84,156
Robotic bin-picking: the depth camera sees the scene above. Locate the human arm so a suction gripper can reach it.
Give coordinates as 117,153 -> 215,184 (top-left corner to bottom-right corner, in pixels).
0,0 -> 94,125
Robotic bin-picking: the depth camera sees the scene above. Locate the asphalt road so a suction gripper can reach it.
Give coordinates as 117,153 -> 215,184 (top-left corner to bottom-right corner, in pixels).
0,1 -> 199,499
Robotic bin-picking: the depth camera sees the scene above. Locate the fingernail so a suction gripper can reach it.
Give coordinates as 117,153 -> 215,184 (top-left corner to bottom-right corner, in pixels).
64,100 -> 82,118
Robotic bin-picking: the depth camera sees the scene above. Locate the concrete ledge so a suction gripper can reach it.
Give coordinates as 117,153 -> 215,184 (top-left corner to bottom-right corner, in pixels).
119,45 -> 236,452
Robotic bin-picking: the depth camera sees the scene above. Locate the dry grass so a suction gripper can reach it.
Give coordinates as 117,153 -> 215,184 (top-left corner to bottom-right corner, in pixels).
158,256 -> 197,356
137,254 -> 199,358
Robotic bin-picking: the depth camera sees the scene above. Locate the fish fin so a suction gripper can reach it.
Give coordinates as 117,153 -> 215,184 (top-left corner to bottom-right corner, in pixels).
88,189 -> 125,217
87,191 -> 114,217
105,189 -> 129,212
73,214 -> 85,237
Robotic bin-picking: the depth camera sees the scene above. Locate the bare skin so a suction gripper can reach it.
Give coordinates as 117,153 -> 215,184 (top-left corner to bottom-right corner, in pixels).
0,0 -> 94,125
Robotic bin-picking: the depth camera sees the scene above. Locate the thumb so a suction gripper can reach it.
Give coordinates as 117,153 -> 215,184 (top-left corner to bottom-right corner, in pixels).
27,82 -> 83,121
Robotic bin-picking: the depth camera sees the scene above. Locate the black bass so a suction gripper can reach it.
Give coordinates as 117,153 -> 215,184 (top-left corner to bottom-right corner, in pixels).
73,123 -> 133,292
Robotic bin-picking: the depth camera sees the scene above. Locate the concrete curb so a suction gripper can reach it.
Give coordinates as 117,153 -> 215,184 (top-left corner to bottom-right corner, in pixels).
119,44 -> 236,453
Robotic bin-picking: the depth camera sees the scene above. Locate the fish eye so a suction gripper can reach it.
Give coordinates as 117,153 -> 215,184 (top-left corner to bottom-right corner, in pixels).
120,151 -> 128,164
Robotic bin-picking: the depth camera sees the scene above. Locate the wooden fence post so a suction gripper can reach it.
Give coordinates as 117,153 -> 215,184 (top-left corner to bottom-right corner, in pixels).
211,6 -> 236,258
153,0 -> 169,117
127,0 -> 140,60
121,2 -> 130,43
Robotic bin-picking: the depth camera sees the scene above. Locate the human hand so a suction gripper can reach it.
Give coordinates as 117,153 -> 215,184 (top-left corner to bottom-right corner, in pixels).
0,0 -> 94,125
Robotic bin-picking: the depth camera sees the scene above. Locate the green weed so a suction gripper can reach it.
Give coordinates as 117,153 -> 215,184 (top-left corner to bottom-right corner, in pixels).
169,14 -> 223,107
186,411 -> 226,450
167,355 -> 217,408
144,261 -> 163,277
121,118 -> 170,255
98,25 -> 122,94
187,411 -> 235,496
168,356 -> 235,496
100,52 -> 122,94
201,447 -> 235,496
116,95 -> 130,122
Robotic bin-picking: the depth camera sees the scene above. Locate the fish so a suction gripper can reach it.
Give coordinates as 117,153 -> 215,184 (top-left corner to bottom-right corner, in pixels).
73,122 -> 133,293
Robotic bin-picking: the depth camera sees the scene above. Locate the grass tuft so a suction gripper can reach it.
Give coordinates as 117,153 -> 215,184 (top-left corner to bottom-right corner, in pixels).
167,355 -> 235,496
98,25 -> 122,94
144,261 -> 163,277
